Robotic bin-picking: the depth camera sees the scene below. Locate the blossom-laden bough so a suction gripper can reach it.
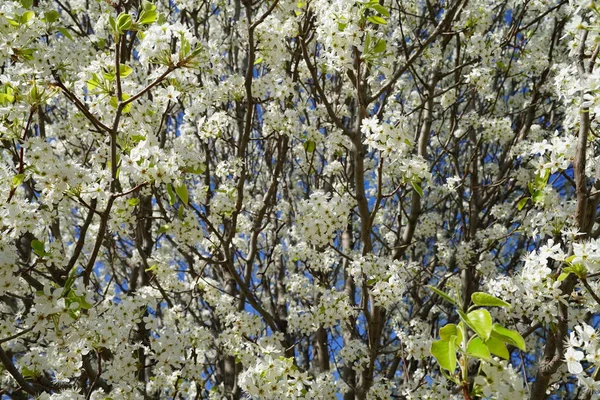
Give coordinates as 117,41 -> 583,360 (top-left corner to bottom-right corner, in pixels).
2,0 -> 600,399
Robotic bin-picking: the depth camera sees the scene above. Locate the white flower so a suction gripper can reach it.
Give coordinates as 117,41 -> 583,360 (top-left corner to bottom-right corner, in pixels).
565,347 -> 585,374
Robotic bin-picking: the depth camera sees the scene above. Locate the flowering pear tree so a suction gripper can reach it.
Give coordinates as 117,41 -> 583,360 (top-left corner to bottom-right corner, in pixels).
3,0 -> 600,398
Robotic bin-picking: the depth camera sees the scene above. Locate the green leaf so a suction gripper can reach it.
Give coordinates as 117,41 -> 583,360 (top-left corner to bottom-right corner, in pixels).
304,140 -> 316,153
166,183 -> 176,205
121,95 -> 132,113
138,9 -> 158,25
175,184 -> 189,206
57,27 -> 73,40
131,134 -> 146,143
109,96 -> 118,109
31,240 -> 45,257
21,366 -> 39,379
183,164 -> 206,174
109,15 -> 117,33
372,39 -> 386,53
517,197 -> 528,211
119,64 -> 133,77
367,15 -> 387,25
20,0 -> 33,8
142,0 -> 156,11
20,11 -> 35,24
44,10 -> 60,23
66,291 -> 93,310
471,292 -> 510,308
557,271 -> 571,281
563,264 -> 588,278
109,94 -> 132,113
440,324 -> 463,344
467,337 -> 491,361
62,268 -> 78,297
116,13 -> 133,34
490,324 -> 526,351
0,93 -> 15,105
157,225 -> 170,234
128,198 -> 140,206
425,285 -> 457,306
180,34 -> 191,59
465,309 -> 493,341
12,174 -> 25,187
485,336 -> 509,359
411,180 -> 424,197
145,264 -> 158,272
535,169 -> 550,190
370,4 -> 390,17
86,74 -> 101,92
431,339 -> 457,372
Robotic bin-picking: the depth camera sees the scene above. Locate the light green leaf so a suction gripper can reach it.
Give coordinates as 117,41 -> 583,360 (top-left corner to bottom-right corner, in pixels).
31,240 -> 45,257
490,324 -> 526,351
440,324 -> 463,344
431,339 -> 457,372
21,366 -> 39,379
109,96 -> 118,109
563,264 -> 588,279
20,0 -> 33,8
517,197 -> 528,211
175,184 -> 189,206
128,198 -> 140,206
367,15 -> 387,25
12,174 -> 25,187
119,64 -> 133,77
183,164 -> 206,174
535,169 -> 550,190
467,337 -> 491,361
20,11 -> 35,24
145,264 -> 158,272
109,15 -> 117,33
370,4 -> 390,17
0,93 -> 15,105
485,336 -> 509,359
304,140 -> 316,153
411,180 -> 424,197
57,27 -> 73,39
142,0 -> 156,11
557,271 -> 571,281
372,39 -> 386,53
116,13 -> 133,34
138,9 -> 158,25
465,309 -> 493,341
86,74 -> 102,92
166,183 -> 176,205
425,285 -> 457,306
471,292 -> 510,308
109,94 -> 132,113
44,10 -> 60,23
